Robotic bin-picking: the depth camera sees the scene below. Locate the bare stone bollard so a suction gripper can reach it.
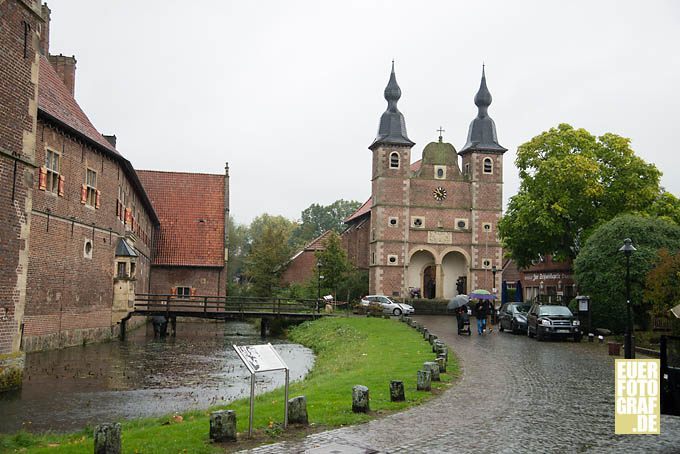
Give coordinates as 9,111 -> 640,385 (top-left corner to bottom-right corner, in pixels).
433,339 -> 444,353
417,369 -> 431,391
423,328 -> 429,339
94,423 -> 121,454
352,385 -> 370,413
436,356 -> 447,373
437,346 -> 448,361
210,410 -> 237,442
287,395 -> 309,425
428,333 -> 437,344
389,380 -> 405,402
424,361 -> 440,381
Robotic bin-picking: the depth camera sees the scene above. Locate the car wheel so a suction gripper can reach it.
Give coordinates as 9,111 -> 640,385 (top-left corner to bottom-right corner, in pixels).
510,321 -> 515,333
393,308 -> 402,316
536,328 -> 544,341
528,325 -> 534,338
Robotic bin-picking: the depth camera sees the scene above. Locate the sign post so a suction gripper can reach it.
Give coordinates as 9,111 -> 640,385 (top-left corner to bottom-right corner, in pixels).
233,343 -> 290,437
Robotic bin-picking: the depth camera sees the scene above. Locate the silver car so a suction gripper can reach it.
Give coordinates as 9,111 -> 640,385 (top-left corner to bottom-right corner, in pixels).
360,295 -> 415,316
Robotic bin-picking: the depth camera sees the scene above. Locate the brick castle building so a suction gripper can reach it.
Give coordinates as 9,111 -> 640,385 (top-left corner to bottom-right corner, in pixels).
343,64 -> 506,300
0,1 -> 228,391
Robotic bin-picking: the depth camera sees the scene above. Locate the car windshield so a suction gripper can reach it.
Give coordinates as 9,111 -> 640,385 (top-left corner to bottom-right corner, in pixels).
513,304 -> 531,313
539,306 -> 572,317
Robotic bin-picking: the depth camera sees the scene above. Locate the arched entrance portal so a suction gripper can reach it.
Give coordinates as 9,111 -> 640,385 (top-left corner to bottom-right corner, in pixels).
407,250 -> 435,299
442,251 -> 467,300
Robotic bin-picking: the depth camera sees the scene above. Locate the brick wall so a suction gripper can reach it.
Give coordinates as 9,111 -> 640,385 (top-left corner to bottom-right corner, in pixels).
281,250 -> 317,286
341,217 -> 369,270
149,266 -> 226,297
0,0 -> 42,390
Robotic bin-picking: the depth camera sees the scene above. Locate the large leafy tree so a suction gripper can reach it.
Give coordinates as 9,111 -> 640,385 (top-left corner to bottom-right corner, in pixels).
644,249 -> 680,320
290,200 -> 361,249
315,231 -> 351,299
227,216 -> 250,286
498,124 -> 663,267
245,214 -> 296,297
574,214 -> 680,332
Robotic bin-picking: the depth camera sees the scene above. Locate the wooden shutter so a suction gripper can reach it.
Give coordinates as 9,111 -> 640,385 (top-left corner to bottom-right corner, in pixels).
57,175 -> 65,196
124,208 -> 131,225
190,288 -> 197,297
80,184 -> 87,204
171,287 -> 177,296
95,190 -> 101,209
38,166 -> 47,190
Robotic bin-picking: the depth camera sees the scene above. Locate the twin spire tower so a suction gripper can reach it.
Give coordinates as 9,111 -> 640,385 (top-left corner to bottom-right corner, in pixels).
366,64 -> 506,300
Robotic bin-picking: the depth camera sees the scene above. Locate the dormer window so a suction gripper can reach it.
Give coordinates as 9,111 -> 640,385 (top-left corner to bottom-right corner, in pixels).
483,158 -> 493,174
389,152 -> 400,169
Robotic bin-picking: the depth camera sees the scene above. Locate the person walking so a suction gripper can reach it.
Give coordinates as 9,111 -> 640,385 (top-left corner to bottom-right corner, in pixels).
474,299 -> 491,335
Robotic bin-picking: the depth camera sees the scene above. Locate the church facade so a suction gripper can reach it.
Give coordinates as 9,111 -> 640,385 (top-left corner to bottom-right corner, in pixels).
363,64 -> 506,300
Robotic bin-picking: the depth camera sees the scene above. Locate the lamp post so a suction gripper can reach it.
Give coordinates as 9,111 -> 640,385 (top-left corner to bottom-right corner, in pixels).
317,260 -> 323,313
619,238 -> 637,359
491,265 -> 498,293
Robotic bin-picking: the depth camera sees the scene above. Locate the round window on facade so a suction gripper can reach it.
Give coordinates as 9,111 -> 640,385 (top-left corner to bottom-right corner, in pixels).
483,259 -> 491,268
484,223 -> 491,231
457,220 -> 466,229
389,256 -> 397,264
389,218 -> 397,226
413,218 -> 423,227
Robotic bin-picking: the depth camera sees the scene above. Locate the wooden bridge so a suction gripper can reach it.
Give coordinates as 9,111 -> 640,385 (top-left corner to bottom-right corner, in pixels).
119,293 -> 330,339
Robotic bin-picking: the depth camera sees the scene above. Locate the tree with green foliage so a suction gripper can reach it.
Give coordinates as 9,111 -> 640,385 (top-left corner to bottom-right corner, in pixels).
648,191 -> 680,226
227,216 -> 250,287
245,215 -> 295,297
644,249 -> 680,320
315,231 -> 351,299
574,214 -> 680,332
290,200 -> 361,249
499,124 -> 663,267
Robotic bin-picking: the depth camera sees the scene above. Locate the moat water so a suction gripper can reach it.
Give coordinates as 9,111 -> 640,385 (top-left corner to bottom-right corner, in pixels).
0,321 -> 314,433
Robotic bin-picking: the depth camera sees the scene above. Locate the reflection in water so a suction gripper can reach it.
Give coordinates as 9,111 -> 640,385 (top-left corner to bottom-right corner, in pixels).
0,321 -> 314,433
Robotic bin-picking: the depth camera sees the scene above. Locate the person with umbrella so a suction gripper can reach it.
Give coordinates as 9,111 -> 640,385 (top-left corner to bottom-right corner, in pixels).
470,290 -> 495,335
448,295 -> 471,335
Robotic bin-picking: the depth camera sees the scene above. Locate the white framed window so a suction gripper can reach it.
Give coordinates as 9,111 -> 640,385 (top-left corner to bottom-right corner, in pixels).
483,223 -> 492,232
177,286 -> 191,297
455,218 -> 468,230
83,239 -> 93,259
45,149 -> 61,193
434,165 -> 446,180
85,168 -> 98,206
388,217 -> 398,227
483,157 -> 493,174
389,152 -> 400,169
387,254 -> 398,265
411,216 -> 425,228
482,259 -> 491,269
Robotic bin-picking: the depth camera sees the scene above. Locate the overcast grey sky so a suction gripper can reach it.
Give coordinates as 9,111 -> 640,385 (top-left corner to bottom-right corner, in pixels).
46,0 -> 680,224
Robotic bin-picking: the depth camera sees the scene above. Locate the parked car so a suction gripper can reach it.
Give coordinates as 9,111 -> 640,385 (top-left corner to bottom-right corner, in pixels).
360,295 -> 415,316
527,303 -> 581,342
498,302 -> 532,334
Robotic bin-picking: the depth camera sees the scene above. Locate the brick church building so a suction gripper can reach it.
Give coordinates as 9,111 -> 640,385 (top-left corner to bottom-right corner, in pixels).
0,1 -> 228,390
343,64 -> 506,300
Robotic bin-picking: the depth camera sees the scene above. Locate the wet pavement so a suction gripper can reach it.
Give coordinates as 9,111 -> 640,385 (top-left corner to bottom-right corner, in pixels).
0,321 -> 314,433
240,315 -> 680,453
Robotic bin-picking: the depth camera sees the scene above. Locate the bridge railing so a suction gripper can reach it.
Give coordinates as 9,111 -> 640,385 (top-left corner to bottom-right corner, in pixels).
133,294 -> 322,316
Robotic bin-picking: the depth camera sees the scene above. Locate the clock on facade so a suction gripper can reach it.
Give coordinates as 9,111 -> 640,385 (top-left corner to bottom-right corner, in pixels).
433,187 -> 447,201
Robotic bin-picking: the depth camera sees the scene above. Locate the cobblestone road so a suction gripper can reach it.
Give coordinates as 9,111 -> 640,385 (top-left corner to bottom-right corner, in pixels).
239,315 -> 680,453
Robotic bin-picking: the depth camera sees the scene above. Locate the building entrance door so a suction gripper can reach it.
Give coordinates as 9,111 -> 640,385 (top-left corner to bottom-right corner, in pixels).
423,266 -> 436,299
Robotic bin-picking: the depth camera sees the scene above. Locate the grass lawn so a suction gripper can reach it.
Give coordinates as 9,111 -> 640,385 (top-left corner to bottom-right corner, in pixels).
0,317 -> 457,453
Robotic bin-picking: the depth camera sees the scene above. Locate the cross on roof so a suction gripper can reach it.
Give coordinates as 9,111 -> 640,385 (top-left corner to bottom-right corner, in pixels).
437,126 -> 445,142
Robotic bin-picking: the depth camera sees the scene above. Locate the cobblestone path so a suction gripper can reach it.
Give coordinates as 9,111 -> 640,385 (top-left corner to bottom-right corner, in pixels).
239,315 -> 680,453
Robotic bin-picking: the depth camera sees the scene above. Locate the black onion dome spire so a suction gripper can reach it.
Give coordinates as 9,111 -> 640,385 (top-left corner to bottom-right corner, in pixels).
370,62 -> 415,149
459,66 -> 506,155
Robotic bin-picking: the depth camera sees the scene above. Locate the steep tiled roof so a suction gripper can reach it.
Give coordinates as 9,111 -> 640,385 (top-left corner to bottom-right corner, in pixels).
344,160 -> 422,223
38,55 -> 118,154
137,170 -> 225,267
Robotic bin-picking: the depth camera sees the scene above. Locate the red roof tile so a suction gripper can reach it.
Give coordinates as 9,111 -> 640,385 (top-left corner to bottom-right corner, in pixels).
38,55 -> 118,154
344,160 -> 422,223
137,170 -> 225,267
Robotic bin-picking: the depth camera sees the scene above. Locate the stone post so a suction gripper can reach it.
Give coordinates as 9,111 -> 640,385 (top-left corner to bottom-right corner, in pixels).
94,423 -> 121,454
429,334 -> 437,345
209,410 -> 237,442
352,385 -> 370,413
389,380 -> 405,402
424,361 -> 440,381
436,356 -> 447,373
423,328 -> 429,340
287,396 -> 309,425
417,369 -> 431,391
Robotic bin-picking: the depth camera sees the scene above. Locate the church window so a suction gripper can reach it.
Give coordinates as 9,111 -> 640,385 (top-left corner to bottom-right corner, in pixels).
483,259 -> 491,268
388,254 -> 398,265
411,217 -> 424,228
389,217 -> 398,227
483,158 -> 493,174
389,152 -> 400,169
434,165 -> 446,180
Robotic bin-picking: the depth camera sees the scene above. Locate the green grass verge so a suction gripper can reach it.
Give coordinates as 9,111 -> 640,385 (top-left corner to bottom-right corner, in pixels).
0,317 -> 457,453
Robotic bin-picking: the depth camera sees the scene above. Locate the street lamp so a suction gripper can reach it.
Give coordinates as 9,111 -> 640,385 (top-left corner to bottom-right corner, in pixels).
619,238 -> 637,359
491,265 -> 498,293
316,260 -> 323,313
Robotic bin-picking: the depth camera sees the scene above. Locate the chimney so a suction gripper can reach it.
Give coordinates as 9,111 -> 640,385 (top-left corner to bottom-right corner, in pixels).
40,3 -> 51,55
103,135 -> 117,148
48,54 -> 77,96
